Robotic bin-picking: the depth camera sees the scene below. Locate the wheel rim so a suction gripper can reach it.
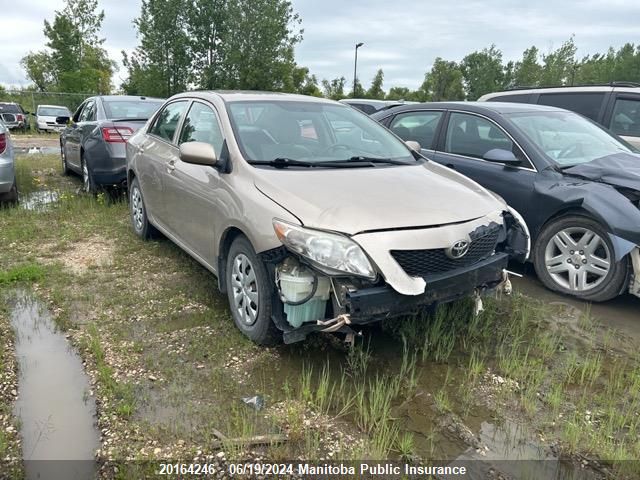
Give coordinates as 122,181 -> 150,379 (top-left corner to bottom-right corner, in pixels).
131,187 -> 144,232
82,162 -> 90,192
544,226 -> 611,292
61,148 -> 66,170
230,253 -> 259,326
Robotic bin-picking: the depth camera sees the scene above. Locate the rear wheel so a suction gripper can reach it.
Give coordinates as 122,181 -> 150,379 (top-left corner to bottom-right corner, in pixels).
533,215 -> 628,302
226,236 -> 280,345
0,180 -> 18,205
81,155 -> 96,194
61,143 -> 69,175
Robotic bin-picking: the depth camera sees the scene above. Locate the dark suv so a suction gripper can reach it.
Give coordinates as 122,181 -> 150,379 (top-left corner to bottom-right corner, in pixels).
0,102 -> 30,132
479,83 -> 640,149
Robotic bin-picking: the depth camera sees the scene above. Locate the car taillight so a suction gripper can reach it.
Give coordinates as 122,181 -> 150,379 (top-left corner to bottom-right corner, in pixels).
0,133 -> 6,154
16,114 -> 23,122
101,126 -> 134,143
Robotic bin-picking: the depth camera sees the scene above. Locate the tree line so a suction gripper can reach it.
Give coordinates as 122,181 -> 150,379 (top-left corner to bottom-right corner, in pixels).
17,0 -> 640,103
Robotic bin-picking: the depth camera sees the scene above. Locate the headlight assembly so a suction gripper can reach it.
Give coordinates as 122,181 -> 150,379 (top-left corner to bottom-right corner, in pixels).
273,219 -> 376,279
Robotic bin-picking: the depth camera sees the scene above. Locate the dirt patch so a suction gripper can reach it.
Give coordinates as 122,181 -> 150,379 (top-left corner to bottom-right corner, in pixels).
58,236 -> 116,275
12,135 -> 60,149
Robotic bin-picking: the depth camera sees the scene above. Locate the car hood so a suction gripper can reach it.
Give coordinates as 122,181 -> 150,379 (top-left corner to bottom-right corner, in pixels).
254,162 -> 504,235
563,153 -> 640,191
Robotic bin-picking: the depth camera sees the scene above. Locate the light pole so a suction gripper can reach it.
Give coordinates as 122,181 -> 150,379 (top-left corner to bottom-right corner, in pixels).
353,42 -> 364,97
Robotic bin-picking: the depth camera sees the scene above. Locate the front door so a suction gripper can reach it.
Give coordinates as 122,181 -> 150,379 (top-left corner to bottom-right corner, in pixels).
431,111 -> 538,219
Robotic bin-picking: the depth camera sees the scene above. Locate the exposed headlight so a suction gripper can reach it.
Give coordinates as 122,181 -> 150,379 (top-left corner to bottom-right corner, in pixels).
273,219 -> 376,279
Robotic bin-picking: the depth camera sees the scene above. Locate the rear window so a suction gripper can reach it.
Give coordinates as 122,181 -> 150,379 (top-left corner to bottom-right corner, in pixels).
537,92 -> 605,121
103,100 -> 164,120
0,103 -> 20,114
37,107 -> 71,117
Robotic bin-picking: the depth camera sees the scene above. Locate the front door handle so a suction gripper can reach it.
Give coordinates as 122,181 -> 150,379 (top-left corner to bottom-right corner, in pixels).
446,163 -> 456,170
166,160 -> 175,173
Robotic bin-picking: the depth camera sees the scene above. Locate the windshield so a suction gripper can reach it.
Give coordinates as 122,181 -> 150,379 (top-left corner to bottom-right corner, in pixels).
227,100 -> 416,165
103,100 -> 164,120
37,107 -> 70,117
507,111 -> 633,167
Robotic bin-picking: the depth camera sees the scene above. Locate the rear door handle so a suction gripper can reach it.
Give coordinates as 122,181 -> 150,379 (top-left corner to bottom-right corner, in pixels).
166,160 -> 175,173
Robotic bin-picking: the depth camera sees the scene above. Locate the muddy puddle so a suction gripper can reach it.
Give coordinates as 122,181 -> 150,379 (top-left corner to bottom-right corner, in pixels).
20,190 -> 60,211
15,146 -> 60,155
510,262 -> 640,346
10,290 -> 99,480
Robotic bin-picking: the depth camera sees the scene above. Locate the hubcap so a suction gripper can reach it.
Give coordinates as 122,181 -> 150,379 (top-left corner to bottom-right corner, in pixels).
544,227 -> 611,292
230,254 -> 259,326
82,163 -> 90,192
131,187 -> 144,231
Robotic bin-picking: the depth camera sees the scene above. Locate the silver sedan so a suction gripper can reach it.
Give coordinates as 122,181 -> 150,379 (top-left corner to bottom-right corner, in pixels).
0,121 -> 17,203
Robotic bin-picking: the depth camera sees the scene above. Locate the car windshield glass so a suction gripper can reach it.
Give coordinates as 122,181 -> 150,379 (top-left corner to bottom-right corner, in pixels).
103,100 -> 164,120
0,104 -> 20,113
38,107 -> 70,117
506,111 -> 633,167
227,100 -> 417,166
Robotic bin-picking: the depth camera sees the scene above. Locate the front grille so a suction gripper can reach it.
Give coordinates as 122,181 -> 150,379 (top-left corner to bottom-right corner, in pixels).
391,227 -> 500,277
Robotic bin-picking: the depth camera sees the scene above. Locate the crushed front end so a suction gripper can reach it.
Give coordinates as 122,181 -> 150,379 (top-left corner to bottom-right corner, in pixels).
262,209 -> 530,343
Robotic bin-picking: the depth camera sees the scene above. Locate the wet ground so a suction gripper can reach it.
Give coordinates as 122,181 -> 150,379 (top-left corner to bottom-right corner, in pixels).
10,291 -> 99,480
510,262 -> 640,345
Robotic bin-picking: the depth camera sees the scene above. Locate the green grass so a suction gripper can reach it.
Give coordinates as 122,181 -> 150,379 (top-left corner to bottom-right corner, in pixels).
0,263 -> 45,284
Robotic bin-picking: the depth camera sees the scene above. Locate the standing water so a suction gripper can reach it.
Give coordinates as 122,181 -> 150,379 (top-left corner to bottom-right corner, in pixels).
10,291 -> 99,480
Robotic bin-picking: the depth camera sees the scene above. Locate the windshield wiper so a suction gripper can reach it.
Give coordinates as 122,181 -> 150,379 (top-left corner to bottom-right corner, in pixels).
248,158 -> 317,168
322,156 -> 413,166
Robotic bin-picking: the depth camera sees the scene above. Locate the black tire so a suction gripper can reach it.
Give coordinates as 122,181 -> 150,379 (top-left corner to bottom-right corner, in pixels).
129,177 -> 157,240
533,215 -> 629,302
61,143 -> 69,175
81,154 -> 96,194
226,236 -> 280,345
0,180 -> 18,205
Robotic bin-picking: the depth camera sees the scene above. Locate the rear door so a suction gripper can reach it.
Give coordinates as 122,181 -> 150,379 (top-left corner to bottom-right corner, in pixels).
164,101 -> 227,262
604,93 -> 640,149
431,111 -> 537,216
137,100 -> 190,227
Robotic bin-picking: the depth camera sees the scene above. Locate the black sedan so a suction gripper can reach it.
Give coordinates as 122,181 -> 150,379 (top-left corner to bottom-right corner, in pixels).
60,96 -> 164,192
373,102 -> 640,302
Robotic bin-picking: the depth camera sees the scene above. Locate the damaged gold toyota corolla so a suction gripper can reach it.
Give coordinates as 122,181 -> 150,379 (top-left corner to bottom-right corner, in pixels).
126,92 -> 530,344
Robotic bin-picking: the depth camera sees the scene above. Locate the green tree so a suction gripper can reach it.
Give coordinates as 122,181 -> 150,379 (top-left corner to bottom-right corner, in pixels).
420,58 -> 465,101
540,37 -> 577,86
322,77 -> 346,100
124,0 -> 191,97
386,87 -> 411,100
460,45 -> 504,100
21,0 -> 113,93
349,79 -> 366,98
289,66 -> 322,96
366,69 -> 385,99
512,46 -> 542,87
222,0 -> 302,90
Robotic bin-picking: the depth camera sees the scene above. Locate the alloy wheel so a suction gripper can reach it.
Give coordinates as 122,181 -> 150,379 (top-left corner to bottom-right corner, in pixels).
544,227 -> 611,292
230,253 -> 259,326
131,187 -> 144,232
82,162 -> 90,193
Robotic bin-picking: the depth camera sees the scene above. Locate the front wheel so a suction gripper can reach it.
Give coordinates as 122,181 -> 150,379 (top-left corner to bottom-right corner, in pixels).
81,156 -> 96,194
533,215 -> 629,302
226,236 -> 280,345
129,177 -> 157,240
61,144 -> 69,175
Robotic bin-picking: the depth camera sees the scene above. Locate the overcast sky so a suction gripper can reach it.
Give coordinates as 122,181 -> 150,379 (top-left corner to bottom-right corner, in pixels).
1,0 -> 638,91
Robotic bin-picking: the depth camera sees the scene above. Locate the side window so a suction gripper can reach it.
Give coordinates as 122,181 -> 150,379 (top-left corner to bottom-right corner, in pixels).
178,102 -> 224,157
445,112 -> 526,163
610,98 -> 640,138
79,101 -> 96,122
538,93 -> 605,121
389,111 -> 443,149
73,103 -> 86,122
486,93 -> 532,104
150,101 -> 189,143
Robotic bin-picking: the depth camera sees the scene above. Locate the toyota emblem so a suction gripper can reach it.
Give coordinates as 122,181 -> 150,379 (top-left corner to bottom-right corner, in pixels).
446,240 -> 470,259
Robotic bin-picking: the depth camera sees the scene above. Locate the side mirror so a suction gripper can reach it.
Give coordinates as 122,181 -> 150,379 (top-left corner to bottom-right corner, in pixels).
405,140 -> 422,152
55,116 -> 70,125
179,141 -> 218,167
483,148 -> 521,166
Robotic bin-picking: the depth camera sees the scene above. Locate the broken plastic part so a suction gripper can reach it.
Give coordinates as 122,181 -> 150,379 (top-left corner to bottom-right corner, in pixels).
241,395 -> 265,411
317,314 -> 351,333
473,290 -> 484,316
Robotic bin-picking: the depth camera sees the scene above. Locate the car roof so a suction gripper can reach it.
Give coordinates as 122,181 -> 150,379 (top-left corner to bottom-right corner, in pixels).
480,84 -> 640,101
373,101 -> 568,118
172,90 -> 343,105
94,95 -> 165,102
37,104 -> 70,109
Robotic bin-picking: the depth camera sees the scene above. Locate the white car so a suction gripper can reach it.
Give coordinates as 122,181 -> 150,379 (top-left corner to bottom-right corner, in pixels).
36,105 -> 72,133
